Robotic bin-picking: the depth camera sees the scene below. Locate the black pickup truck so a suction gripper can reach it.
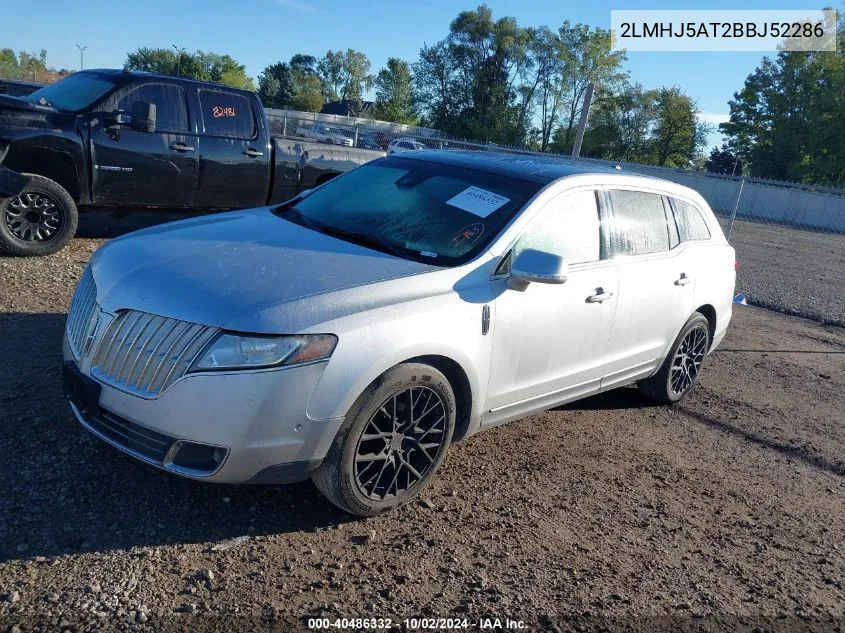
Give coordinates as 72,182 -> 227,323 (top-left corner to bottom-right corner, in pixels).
0,69 -> 383,256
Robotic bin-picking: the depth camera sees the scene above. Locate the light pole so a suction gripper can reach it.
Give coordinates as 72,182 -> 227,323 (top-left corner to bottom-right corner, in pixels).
172,45 -> 186,77
76,44 -> 88,71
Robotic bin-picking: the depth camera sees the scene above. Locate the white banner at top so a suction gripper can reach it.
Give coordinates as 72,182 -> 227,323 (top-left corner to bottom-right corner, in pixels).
610,9 -> 837,52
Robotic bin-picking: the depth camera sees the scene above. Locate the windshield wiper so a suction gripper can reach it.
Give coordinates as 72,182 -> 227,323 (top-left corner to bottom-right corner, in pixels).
310,223 -> 413,259
275,205 -> 418,260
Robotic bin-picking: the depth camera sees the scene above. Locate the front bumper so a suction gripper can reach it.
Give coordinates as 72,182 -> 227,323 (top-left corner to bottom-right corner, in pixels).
63,335 -> 345,484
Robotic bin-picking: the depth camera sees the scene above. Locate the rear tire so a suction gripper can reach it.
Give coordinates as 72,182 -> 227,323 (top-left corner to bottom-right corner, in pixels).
312,363 -> 456,516
0,174 -> 77,257
638,313 -> 711,404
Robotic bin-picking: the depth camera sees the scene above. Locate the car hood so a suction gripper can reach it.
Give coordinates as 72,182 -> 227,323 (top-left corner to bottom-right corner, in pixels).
91,207 -> 442,331
0,94 -> 72,131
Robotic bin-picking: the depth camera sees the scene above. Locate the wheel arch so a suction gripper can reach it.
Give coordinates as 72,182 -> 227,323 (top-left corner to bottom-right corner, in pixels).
694,303 -> 717,346
314,172 -> 338,186
406,354 -> 474,442
5,149 -> 81,202
307,345 -> 483,442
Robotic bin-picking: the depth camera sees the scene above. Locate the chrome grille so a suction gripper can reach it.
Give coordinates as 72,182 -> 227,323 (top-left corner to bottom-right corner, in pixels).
66,267 -> 98,359
91,310 -> 218,397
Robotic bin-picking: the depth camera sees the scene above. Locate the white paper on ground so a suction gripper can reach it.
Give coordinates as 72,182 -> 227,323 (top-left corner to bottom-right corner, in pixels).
445,186 -> 510,218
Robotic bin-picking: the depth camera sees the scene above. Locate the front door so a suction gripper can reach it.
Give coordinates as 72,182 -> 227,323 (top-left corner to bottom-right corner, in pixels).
90,82 -> 198,207
484,189 -> 619,424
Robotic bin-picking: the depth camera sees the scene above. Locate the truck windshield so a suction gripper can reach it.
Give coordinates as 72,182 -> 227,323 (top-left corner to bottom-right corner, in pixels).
276,156 -> 542,266
25,72 -> 117,112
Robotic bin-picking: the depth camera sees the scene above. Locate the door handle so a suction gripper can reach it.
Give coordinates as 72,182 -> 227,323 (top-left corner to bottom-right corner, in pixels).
169,143 -> 195,152
243,148 -> 264,157
586,288 -> 614,303
675,273 -> 692,286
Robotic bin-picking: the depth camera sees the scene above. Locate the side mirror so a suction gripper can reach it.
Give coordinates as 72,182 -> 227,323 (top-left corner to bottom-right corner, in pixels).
129,101 -> 156,133
507,248 -> 568,291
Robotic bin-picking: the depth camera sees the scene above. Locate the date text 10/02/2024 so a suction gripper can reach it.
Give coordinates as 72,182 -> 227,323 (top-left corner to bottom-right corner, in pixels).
307,617 -> 529,630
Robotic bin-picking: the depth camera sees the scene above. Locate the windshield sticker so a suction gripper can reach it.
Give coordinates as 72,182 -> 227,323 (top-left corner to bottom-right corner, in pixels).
449,223 -> 485,249
212,106 -> 237,118
446,187 -> 510,218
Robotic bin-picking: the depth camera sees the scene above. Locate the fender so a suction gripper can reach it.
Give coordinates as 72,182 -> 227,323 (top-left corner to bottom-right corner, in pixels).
0,165 -> 28,198
306,340 -> 486,433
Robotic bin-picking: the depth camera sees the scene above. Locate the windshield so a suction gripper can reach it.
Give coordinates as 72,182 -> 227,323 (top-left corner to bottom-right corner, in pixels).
25,72 -> 117,112
276,156 -> 542,266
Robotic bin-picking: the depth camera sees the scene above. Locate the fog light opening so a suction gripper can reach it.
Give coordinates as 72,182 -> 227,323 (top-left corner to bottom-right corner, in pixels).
169,441 -> 228,473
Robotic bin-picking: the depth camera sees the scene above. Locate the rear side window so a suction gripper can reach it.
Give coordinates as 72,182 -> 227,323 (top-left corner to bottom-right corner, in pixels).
198,90 -> 255,139
608,189 -> 671,256
118,83 -> 189,133
515,190 -> 601,265
672,198 -> 712,241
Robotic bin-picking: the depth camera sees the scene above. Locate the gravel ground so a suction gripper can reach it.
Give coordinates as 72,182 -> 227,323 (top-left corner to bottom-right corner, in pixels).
1,212 -> 844,632
722,218 -> 845,327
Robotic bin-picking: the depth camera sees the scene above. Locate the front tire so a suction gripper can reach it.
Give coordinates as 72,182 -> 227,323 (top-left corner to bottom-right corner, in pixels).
0,174 -> 77,257
312,363 -> 456,516
638,313 -> 711,404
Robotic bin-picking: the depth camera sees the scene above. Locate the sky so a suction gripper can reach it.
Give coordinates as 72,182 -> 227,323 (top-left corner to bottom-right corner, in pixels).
2,0 -> 832,149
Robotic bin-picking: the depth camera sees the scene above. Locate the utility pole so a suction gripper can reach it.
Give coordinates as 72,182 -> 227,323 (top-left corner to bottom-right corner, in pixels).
571,82 -> 594,159
172,45 -> 186,77
76,44 -> 88,71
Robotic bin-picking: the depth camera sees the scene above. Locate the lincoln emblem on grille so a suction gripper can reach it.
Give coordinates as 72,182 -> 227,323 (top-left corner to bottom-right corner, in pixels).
83,315 -> 101,357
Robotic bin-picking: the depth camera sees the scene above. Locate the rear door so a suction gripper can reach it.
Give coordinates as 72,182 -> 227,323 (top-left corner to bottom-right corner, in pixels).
90,82 -> 198,207
601,188 -> 695,388
194,89 -> 270,209
485,188 -> 619,422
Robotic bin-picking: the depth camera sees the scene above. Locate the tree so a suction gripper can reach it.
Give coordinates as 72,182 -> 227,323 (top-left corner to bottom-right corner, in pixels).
529,27 -> 566,150
259,54 -> 323,112
443,5 -> 527,142
258,62 -> 295,109
373,58 -> 417,124
124,48 -> 255,90
289,54 -> 323,111
0,48 -> 50,82
579,83 -> 658,162
553,21 -> 627,152
574,82 -> 706,166
706,144 -> 743,175
650,87 -> 708,167
291,75 -> 324,112
720,12 -> 844,185
413,41 -> 460,129
317,49 -> 373,106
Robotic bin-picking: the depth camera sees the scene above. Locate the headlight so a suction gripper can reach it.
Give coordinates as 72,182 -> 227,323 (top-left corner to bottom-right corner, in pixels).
190,333 -> 337,371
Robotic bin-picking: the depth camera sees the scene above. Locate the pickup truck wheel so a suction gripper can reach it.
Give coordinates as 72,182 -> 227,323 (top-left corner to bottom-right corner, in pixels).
0,174 -> 77,257
312,363 -> 456,516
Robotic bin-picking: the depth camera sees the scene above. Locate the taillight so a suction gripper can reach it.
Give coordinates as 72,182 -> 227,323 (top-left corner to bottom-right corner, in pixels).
735,258 -> 740,272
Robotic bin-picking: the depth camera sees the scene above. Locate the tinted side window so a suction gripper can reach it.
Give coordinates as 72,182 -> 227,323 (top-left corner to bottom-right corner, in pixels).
608,189 -> 670,256
673,198 -> 712,241
515,190 -> 601,265
198,90 -> 255,138
118,84 -> 189,133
